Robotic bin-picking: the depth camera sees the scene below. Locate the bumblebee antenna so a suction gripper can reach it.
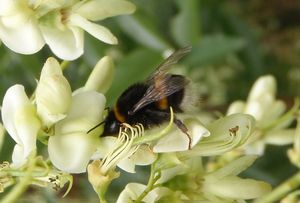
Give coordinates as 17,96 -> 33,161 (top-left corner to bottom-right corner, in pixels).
87,121 -> 105,134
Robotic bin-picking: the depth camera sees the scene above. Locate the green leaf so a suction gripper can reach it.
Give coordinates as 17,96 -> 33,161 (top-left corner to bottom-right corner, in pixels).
117,13 -> 171,51
185,34 -> 246,66
171,0 -> 201,46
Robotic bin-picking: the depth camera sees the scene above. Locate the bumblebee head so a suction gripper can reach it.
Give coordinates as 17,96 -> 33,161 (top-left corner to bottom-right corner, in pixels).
103,110 -> 121,136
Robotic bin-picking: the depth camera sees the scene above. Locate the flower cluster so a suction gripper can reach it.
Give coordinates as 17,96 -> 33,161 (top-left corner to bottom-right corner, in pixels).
0,53 -> 271,202
1,56 -> 112,173
0,0 -> 136,60
227,75 -> 298,155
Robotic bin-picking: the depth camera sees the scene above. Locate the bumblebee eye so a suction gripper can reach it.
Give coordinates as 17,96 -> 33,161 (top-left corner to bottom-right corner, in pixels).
110,121 -> 118,131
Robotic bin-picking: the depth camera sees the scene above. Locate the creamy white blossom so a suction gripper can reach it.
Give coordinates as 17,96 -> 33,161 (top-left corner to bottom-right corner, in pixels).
0,0 -> 136,60
1,85 -> 41,167
227,75 -> 297,155
48,91 -> 106,173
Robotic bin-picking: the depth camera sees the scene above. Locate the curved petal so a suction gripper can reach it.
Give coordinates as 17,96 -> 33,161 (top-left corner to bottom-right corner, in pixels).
181,114 -> 255,157
40,24 -> 83,60
69,14 -> 117,44
248,75 -> 276,102
74,0 -> 136,21
2,85 -> 28,144
48,132 -> 99,173
11,144 -> 26,167
55,91 -> 106,134
2,85 -> 40,166
153,120 -> 210,153
117,145 -> 157,173
0,14 -> 45,54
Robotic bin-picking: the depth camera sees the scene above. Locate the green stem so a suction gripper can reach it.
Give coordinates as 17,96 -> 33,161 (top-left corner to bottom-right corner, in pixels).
97,192 -> 107,203
1,158 -> 37,203
254,171 -> 300,203
135,165 -> 161,203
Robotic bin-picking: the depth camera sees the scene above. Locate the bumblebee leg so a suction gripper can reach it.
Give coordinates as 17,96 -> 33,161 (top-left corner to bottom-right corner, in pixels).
174,118 -> 192,150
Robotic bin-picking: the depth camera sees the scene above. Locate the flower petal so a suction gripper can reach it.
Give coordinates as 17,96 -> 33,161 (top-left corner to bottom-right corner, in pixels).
40,24 -> 84,60
205,155 -> 258,181
153,120 -> 210,153
117,145 -> 157,173
74,0 -> 136,21
182,114 -> 255,157
91,136 -> 118,159
248,75 -> 276,102
69,14 -> 117,44
1,85 -> 40,167
0,0 -> 19,15
48,132 -> 99,173
0,14 -> 45,54
55,91 -> 106,135
204,176 -> 272,200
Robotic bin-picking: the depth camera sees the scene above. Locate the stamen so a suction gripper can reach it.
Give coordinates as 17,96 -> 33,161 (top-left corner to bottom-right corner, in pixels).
100,123 -> 145,174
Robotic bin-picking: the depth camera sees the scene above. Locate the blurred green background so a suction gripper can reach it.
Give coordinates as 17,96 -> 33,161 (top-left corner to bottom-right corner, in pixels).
1,0 -> 300,202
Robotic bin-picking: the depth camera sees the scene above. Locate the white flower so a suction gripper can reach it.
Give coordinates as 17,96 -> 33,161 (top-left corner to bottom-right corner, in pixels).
0,0 -> 136,60
227,75 -> 297,155
36,57 -> 72,127
1,85 -> 41,167
227,75 -> 286,128
0,0 -> 45,54
48,90 -> 106,173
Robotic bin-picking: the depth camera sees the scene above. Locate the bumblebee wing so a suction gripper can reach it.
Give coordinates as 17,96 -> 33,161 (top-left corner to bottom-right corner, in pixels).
129,46 -> 191,114
129,75 -> 189,114
147,46 -> 192,82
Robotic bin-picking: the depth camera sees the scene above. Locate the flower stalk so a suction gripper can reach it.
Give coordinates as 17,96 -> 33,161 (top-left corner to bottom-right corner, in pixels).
134,164 -> 161,203
1,154 -> 37,203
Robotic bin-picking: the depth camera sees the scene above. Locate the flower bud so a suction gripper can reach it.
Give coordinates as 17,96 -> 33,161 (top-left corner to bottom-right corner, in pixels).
36,57 -> 72,127
84,56 -> 114,94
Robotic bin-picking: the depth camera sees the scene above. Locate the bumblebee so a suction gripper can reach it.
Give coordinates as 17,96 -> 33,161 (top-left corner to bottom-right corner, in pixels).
91,46 -> 194,145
